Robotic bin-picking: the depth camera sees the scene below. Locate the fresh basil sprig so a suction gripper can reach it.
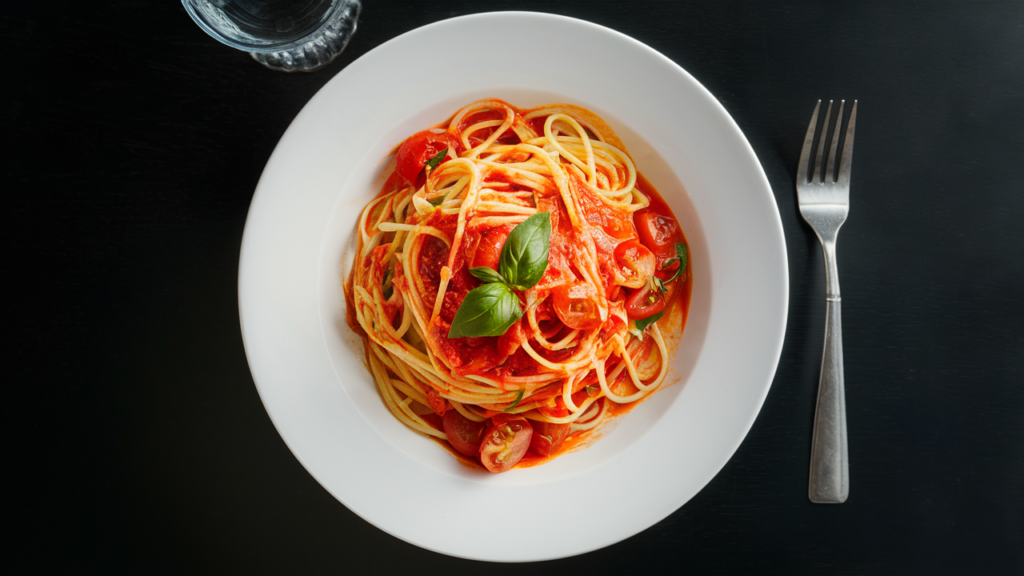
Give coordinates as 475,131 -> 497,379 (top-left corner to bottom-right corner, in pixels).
448,282 -> 522,338
499,212 -> 551,291
661,242 -> 688,285
634,310 -> 664,333
469,266 -> 507,285
447,212 -> 551,338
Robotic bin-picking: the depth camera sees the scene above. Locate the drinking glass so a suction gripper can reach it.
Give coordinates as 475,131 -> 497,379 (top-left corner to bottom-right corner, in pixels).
182,0 -> 361,72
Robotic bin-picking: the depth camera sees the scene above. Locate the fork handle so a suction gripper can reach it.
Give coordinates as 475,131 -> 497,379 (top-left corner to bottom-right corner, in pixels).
809,293 -> 849,503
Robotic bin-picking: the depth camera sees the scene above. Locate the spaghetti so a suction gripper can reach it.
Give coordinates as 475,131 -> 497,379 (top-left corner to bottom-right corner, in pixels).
347,100 -> 691,472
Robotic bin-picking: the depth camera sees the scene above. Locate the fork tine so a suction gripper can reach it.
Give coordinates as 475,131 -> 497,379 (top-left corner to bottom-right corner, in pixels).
825,100 -> 845,183
837,100 -> 858,187
797,100 -> 821,184
814,100 -> 833,183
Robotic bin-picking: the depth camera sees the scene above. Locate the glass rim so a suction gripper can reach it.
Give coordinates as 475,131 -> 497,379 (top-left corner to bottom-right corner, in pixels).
181,0 -> 356,53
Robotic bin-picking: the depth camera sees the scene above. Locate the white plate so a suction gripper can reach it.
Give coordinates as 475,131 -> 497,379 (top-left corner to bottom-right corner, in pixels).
238,12 -> 787,562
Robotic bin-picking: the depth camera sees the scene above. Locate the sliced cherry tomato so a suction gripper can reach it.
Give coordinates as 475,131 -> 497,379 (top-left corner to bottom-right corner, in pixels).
625,281 -> 667,320
613,239 -> 656,289
634,210 -> 685,264
529,421 -> 573,457
479,415 -> 533,473
442,410 -> 487,457
395,129 -> 459,184
552,281 -> 602,330
471,226 -> 511,271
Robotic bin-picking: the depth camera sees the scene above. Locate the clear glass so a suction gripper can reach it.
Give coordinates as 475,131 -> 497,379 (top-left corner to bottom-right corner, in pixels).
182,0 -> 361,72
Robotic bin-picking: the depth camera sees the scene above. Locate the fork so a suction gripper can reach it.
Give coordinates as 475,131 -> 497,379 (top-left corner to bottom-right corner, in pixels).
798,99 -> 857,504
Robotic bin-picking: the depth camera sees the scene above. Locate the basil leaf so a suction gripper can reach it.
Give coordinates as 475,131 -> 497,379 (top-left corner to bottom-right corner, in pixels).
662,242 -> 688,284
499,212 -> 551,291
634,310 -> 664,333
469,266 -> 508,285
425,147 -> 448,171
428,194 -> 446,206
503,389 -> 525,412
655,276 -> 667,293
447,282 -> 522,338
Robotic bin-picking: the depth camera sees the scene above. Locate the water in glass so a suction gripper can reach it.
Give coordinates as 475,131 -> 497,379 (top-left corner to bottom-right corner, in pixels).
183,0 -> 361,72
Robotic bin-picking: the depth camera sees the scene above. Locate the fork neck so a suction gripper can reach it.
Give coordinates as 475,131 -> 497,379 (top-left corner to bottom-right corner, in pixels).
819,235 -> 841,300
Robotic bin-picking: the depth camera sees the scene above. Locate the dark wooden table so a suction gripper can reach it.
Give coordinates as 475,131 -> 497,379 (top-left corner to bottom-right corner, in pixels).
7,2 -> 1023,573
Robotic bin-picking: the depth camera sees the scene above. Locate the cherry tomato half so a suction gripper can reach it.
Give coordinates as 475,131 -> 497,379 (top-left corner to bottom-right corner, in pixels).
442,410 -> 487,457
471,226 -> 511,271
624,281 -> 666,320
552,281 -> 603,330
479,415 -> 533,473
613,239 -> 656,289
529,421 -> 573,457
395,129 -> 459,184
634,210 -> 685,265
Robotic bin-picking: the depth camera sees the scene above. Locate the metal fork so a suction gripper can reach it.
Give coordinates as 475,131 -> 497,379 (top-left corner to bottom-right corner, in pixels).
798,99 -> 857,504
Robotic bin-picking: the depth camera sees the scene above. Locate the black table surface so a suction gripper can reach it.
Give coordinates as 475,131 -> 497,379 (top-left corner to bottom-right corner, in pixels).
6,2 -> 1023,574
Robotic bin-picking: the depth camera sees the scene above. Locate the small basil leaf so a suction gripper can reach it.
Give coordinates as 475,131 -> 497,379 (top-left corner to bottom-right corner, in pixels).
655,276 -> 667,293
662,242 -> 688,284
503,390 -> 525,412
676,242 -> 687,267
634,310 -> 664,333
499,212 -> 551,291
469,266 -> 508,285
428,194 -> 445,206
448,282 -> 522,338
425,147 -> 448,171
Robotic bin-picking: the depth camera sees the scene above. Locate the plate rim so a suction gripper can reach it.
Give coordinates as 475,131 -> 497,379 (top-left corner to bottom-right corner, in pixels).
238,10 -> 788,562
